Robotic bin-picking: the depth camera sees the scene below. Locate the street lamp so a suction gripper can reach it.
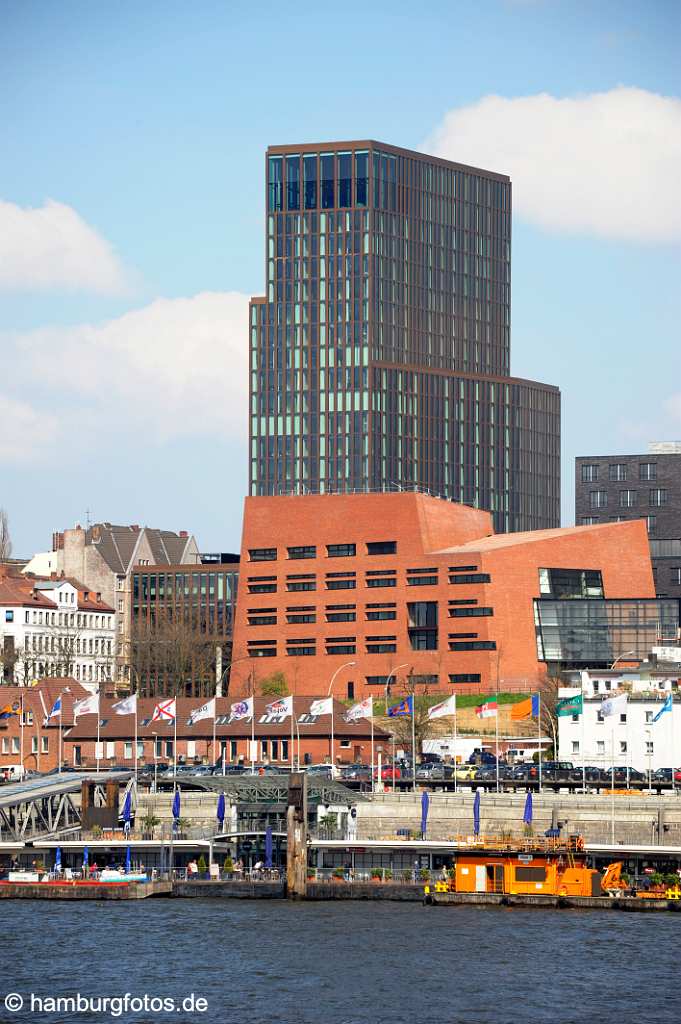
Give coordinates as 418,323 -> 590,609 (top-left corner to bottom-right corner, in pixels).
327,661 -> 356,775
610,651 -> 638,671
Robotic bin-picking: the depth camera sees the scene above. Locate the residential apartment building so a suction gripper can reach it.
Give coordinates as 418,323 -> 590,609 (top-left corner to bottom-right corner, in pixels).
0,573 -> 115,686
250,140 -> 560,533
24,523 -> 200,683
229,492 -> 676,700
575,442 -> 681,601
0,678 -> 91,772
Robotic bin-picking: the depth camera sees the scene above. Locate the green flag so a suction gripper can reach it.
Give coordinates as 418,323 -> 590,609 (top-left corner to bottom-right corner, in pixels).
556,693 -> 583,717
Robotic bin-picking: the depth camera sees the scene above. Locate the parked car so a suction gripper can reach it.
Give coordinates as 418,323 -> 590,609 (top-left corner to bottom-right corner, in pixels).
340,764 -> 371,781
211,764 -> 249,775
420,752 -> 443,765
512,762 -> 539,781
569,766 -> 602,784
540,761 -> 575,782
452,763 -> 479,781
304,765 -> 334,777
374,765 -> 401,782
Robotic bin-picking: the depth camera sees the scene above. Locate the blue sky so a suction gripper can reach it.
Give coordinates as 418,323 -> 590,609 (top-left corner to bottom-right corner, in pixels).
1,0 -> 679,555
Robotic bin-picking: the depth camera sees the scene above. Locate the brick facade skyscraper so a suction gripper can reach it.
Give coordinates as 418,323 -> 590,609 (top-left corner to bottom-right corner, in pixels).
249,140 -> 560,532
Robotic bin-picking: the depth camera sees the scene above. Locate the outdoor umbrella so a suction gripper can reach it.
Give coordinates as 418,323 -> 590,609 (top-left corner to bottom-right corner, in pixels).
125,846 -> 131,874
523,791 -> 533,826
421,790 -> 430,838
172,789 -> 181,831
216,792 -> 226,830
264,826 -> 273,869
54,847 -> 62,873
82,846 -> 89,875
473,790 -> 481,837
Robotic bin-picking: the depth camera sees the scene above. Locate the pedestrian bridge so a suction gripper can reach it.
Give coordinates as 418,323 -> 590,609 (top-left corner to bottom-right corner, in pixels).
0,771 -> 131,842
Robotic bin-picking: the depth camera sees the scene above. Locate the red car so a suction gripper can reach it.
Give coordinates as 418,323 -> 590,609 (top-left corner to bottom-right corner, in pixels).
373,765 -> 401,782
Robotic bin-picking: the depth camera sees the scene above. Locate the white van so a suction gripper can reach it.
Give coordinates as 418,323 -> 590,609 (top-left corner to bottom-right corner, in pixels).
0,764 -> 26,783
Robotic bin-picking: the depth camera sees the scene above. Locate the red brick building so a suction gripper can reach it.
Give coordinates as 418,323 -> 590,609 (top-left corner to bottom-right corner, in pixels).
229,493 -> 660,699
64,697 -> 384,770
0,678 -> 91,773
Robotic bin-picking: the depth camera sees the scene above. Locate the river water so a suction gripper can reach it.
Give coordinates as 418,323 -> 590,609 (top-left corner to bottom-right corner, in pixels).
5,900 -> 678,1024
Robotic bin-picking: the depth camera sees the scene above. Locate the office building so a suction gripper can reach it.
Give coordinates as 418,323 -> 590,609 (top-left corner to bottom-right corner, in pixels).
249,141 -> 560,533
575,443 -> 681,601
229,492 -> 676,700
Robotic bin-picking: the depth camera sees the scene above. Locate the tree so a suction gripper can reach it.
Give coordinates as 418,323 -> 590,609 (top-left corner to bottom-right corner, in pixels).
387,673 -> 438,760
259,671 -> 289,698
130,610 -> 221,697
0,508 -> 11,560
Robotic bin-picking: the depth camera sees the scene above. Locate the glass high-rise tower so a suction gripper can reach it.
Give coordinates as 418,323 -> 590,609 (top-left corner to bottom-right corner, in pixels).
249,140 -> 560,532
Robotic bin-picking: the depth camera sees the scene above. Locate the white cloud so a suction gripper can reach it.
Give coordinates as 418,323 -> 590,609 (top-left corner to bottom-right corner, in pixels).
0,394 -> 58,463
0,198 -> 131,293
424,87 -> 681,243
0,291 -> 250,462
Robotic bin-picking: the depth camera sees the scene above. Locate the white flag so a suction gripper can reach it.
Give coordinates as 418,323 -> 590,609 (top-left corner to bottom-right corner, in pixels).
73,692 -> 100,721
112,694 -> 137,716
188,698 -> 216,725
151,697 -> 176,723
309,697 -> 333,717
428,694 -> 457,720
229,697 -> 253,722
601,693 -> 627,718
265,695 -> 293,719
344,696 -> 373,722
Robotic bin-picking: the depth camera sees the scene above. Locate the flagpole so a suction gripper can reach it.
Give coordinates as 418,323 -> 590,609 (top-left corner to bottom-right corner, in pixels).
290,708 -> 294,772
581,693 -> 586,792
411,699 -> 416,794
370,709 -> 375,795
537,693 -> 542,794
173,711 -> 177,783
212,712 -> 216,770
251,706 -> 255,775
19,692 -> 24,778
610,726 -> 615,843
495,701 -> 500,794
330,702 -> 334,777
453,705 -> 458,795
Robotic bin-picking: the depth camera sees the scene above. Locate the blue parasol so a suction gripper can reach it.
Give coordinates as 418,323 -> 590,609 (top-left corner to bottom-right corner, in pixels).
264,825 -> 273,869
216,792 -> 225,830
55,847 -> 62,872
523,791 -> 533,826
421,790 -> 430,838
82,846 -> 89,873
125,846 -> 131,874
473,790 -> 481,837
172,788 -> 181,830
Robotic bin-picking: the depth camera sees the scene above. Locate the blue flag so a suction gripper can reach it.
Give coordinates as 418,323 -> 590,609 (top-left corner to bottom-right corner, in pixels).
388,696 -> 413,718
523,791 -> 533,826
421,791 -> 430,838
653,694 -> 673,723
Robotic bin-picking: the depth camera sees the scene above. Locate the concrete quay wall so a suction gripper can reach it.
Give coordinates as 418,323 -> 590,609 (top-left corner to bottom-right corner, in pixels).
356,792 -> 681,846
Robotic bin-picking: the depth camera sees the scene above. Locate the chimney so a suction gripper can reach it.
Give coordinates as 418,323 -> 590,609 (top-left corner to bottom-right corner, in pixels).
52,531 -> 64,551
92,525 -> 101,542
179,531 -> 188,538
96,592 -> 101,602
130,525 -> 140,532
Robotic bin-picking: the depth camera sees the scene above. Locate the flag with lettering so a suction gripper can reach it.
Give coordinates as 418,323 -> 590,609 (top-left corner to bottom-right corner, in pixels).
556,693 -> 583,717
600,694 -> 627,718
188,698 -> 216,725
73,692 -> 100,722
428,694 -> 457,720
266,696 -> 293,719
344,696 -> 373,722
